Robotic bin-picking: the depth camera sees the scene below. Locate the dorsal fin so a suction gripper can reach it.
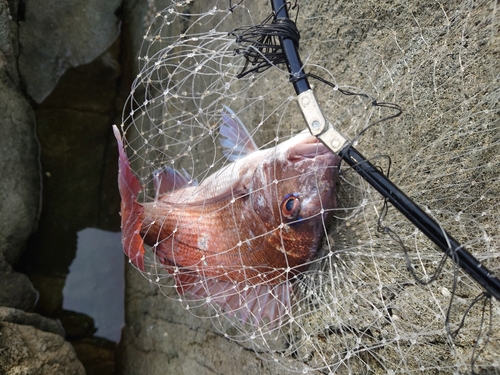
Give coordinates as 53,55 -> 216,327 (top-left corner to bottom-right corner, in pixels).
153,166 -> 197,198
219,105 -> 258,161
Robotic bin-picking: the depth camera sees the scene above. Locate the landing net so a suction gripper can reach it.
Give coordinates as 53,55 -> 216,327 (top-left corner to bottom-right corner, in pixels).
119,1 -> 500,373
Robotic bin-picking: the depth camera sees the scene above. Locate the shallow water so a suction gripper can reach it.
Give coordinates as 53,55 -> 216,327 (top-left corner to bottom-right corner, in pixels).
63,228 -> 124,342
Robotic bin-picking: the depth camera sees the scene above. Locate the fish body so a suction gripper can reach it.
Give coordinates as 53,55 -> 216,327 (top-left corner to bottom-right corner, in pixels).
113,107 -> 340,324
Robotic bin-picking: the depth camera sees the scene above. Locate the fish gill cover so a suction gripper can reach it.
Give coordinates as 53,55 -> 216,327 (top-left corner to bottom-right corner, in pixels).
117,1 -> 500,373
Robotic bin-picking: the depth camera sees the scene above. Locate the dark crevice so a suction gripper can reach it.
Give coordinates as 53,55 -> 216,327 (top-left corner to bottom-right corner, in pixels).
17,0 -> 25,22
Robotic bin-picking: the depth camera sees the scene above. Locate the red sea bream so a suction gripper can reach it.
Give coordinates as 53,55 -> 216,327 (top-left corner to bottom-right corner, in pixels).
113,107 -> 340,325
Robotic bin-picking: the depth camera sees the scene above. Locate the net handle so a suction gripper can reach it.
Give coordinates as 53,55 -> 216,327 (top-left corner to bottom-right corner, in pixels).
271,0 -> 500,301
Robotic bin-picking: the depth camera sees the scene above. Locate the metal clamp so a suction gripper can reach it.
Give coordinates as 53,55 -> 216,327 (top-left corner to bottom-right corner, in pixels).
297,90 -> 348,153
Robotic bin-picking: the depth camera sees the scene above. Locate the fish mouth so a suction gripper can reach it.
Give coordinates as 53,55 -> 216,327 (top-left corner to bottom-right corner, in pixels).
288,134 -> 338,161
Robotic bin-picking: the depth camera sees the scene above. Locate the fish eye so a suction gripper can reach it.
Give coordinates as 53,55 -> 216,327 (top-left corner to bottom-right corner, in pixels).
281,194 -> 300,220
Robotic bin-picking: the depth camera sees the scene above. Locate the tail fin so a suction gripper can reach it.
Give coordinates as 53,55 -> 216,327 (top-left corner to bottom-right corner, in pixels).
113,125 -> 146,271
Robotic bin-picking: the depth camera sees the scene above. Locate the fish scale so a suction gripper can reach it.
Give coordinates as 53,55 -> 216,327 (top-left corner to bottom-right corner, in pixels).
141,197 -> 294,284
113,106 -> 341,324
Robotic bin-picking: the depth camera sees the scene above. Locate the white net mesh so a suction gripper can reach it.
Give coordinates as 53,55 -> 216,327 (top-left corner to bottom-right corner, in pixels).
117,1 -> 500,373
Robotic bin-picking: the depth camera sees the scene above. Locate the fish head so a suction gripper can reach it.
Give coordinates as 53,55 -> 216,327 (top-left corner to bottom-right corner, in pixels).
247,130 -> 341,266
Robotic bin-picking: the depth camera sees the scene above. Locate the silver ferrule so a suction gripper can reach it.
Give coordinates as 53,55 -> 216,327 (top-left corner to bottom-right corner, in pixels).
297,89 -> 348,153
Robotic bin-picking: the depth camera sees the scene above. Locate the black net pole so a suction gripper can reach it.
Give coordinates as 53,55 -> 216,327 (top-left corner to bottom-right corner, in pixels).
271,0 -> 500,301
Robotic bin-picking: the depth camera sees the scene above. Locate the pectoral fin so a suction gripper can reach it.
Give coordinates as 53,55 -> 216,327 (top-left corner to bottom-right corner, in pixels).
173,269 -> 292,326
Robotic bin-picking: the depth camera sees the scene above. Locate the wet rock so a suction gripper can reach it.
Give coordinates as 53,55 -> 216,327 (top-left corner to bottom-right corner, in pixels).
0,1 -> 19,83
18,0 -> 122,103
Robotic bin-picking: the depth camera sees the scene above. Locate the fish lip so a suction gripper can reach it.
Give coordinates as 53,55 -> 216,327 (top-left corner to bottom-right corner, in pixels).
288,134 -> 339,162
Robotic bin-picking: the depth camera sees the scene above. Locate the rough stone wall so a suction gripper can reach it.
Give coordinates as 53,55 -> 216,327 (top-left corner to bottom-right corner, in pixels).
0,306 -> 85,374
0,0 -> 40,312
0,0 -> 120,373
1,0 -> 498,374
0,0 -> 85,372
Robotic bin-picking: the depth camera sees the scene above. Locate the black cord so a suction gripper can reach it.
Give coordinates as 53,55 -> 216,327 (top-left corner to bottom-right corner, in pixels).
231,14 -> 403,124
231,14 -> 300,78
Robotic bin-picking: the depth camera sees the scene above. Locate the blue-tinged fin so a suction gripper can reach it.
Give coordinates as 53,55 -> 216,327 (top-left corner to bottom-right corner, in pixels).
153,166 -> 197,198
219,105 -> 258,161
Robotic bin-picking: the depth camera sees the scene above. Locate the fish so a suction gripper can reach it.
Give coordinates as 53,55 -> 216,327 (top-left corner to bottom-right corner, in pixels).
113,106 -> 341,325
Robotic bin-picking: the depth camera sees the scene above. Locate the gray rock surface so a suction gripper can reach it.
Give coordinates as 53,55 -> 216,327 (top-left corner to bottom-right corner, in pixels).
73,337 -> 117,375
0,306 -> 64,336
0,254 -> 38,311
18,0 -> 122,103
0,307 -> 85,374
0,317 -> 85,375
0,0 -> 40,265
0,0 -> 40,312
4,0 -> 122,373
1,1 -> 98,374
